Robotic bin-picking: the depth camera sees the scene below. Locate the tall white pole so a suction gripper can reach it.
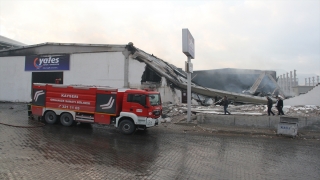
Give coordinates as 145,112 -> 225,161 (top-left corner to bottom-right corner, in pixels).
290,71 -> 292,94
313,77 -> 315,86
294,70 -> 297,86
286,73 -> 289,94
283,74 -> 286,92
279,75 -> 282,90
305,78 -> 307,86
187,56 -> 191,123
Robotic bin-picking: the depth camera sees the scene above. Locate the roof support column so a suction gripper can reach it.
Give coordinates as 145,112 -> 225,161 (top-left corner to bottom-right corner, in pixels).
122,49 -> 130,88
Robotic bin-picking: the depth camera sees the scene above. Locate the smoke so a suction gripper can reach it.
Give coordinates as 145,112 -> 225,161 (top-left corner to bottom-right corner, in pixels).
192,68 -> 277,94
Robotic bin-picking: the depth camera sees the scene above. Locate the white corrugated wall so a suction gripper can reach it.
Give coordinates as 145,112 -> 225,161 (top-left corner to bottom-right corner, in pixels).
0,52 -> 180,103
0,56 -> 32,102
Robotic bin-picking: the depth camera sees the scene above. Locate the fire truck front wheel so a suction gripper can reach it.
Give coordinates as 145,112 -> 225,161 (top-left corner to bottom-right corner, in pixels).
60,113 -> 74,127
119,119 -> 136,135
44,111 -> 57,124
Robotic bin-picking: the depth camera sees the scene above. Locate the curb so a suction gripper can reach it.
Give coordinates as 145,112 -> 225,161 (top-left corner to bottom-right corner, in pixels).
197,124 -> 276,136
196,124 -> 320,140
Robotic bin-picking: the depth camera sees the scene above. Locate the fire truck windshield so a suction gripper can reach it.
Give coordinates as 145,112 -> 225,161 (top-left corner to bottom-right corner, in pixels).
148,94 -> 160,106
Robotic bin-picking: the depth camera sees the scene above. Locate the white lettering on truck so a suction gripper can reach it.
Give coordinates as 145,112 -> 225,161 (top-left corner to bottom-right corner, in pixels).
61,94 -> 78,98
50,98 -> 64,102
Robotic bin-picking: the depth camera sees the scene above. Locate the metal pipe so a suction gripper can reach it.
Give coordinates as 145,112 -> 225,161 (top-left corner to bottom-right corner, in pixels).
284,74 -> 286,91
279,75 -> 282,90
305,78 -> 307,86
293,70 -> 298,86
283,74 -> 288,92
309,77 -> 311,86
290,71 -> 292,92
313,77 -> 315,86
286,73 -> 289,94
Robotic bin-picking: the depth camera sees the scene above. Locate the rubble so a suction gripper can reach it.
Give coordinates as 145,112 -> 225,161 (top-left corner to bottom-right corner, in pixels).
161,102 -> 320,123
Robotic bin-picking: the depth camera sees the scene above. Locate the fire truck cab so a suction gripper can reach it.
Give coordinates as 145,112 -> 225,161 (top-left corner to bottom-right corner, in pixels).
31,83 -> 162,135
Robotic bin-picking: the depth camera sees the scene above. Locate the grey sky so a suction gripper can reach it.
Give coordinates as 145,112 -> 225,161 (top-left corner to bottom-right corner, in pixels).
0,0 -> 319,78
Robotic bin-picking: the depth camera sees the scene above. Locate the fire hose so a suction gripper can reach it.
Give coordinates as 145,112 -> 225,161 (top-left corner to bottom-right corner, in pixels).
0,104 -> 45,128
0,119 -> 45,128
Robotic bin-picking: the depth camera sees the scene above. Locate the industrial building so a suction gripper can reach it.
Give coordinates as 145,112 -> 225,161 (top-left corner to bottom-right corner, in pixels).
0,41 -> 186,103
2,36 -> 294,105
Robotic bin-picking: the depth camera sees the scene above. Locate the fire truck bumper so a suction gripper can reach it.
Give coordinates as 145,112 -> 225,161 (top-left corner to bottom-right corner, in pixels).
146,118 -> 160,127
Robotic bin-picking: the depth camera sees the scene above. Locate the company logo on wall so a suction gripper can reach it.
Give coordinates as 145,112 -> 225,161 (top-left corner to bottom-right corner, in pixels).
25,55 -> 70,71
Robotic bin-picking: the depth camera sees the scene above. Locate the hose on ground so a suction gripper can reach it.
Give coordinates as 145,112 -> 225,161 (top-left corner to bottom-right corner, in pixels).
0,118 -> 45,128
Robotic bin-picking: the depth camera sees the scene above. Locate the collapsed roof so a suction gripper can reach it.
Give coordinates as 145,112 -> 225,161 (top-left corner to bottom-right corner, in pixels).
127,43 -> 269,104
0,42 -> 126,57
0,42 -> 270,104
192,68 -> 284,97
0,35 -> 26,50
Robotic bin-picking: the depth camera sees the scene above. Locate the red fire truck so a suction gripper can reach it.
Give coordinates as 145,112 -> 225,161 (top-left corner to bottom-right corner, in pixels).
31,83 -> 162,134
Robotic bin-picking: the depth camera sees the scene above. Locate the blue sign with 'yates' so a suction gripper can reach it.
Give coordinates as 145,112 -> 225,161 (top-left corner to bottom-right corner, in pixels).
25,55 -> 70,71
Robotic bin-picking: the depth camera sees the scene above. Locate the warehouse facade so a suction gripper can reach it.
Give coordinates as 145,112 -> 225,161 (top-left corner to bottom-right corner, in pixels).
0,42 -> 182,103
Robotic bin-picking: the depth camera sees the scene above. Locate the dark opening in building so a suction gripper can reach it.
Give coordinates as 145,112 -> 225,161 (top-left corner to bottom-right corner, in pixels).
141,65 -> 161,83
32,72 -> 64,84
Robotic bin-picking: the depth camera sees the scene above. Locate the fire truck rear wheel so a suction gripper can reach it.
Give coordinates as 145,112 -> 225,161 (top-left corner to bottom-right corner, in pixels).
119,120 -> 135,135
44,111 -> 57,124
60,113 -> 74,127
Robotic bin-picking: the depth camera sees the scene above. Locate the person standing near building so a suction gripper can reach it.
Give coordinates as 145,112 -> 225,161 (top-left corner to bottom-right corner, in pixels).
266,96 -> 275,116
222,96 -> 231,115
275,96 -> 285,115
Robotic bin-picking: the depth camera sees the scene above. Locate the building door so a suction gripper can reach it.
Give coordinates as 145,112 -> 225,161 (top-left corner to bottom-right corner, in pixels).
32,72 -> 63,84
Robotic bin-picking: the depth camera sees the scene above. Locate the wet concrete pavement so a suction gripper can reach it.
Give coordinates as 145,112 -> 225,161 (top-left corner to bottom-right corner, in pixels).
1,103 -> 320,180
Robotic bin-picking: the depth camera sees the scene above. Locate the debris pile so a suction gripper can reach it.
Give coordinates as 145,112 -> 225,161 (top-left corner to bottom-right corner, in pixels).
161,102 -> 320,123
284,105 -> 320,117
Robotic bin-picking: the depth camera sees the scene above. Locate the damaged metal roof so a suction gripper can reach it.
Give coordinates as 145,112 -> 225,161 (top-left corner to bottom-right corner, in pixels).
0,42 -> 126,57
0,41 -> 269,104
128,44 -> 269,104
0,35 -> 26,50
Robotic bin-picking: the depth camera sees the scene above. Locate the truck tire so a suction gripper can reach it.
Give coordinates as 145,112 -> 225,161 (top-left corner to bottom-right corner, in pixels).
119,120 -> 136,135
44,111 -> 57,124
60,113 -> 74,127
